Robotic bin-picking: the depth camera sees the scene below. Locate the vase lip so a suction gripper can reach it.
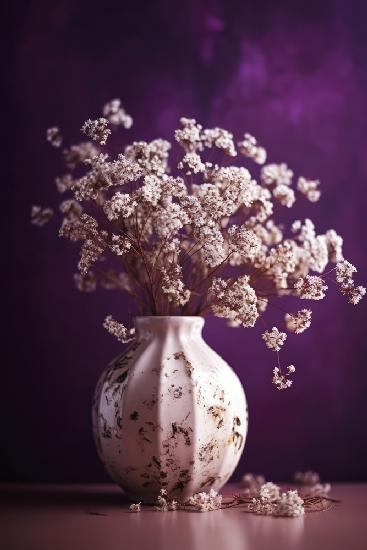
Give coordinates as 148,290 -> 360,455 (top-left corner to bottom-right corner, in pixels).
134,315 -> 203,320
134,315 -> 205,329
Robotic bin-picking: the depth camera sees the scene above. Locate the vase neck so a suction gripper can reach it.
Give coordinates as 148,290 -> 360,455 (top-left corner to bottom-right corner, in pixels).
134,316 -> 204,341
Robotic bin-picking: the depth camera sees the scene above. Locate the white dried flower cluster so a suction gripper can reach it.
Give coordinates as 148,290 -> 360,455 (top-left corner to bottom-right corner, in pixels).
285,309 -> 312,334
237,133 -> 266,164
262,327 -> 287,351
325,229 -> 343,262
31,205 -> 54,227
294,471 -> 331,498
34,102 -> 364,391
241,473 -> 266,496
103,192 -> 137,221
129,502 -> 141,512
161,265 -> 191,306
273,184 -> 295,207
178,152 -> 206,174
110,234 -> 131,255
59,199 -> 83,221
273,365 -> 295,390
62,214 -> 108,276
294,470 -> 320,485
261,163 -> 293,186
187,489 -> 222,512
56,174 -> 74,194
202,127 -> 237,156
155,488 -> 178,512
294,275 -> 328,300
81,118 -> 111,145
63,142 -> 99,170
250,483 -> 304,517
103,99 -> 133,129
228,225 -> 262,260
103,315 -> 135,344
336,260 -> 366,304
341,285 -> 366,305
260,482 -> 280,501
307,483 -> 331,497
336,260 -> 357,287
210,276 -> 258,328
175,117 -> 203,152
125,139 -> 171,175
74,271 -> 97,292
297,177 -> 321,202
100,270 -> 132,292
47,126 -> 62,147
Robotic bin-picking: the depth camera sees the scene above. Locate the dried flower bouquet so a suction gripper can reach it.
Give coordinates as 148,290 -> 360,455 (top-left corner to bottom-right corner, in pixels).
33,99 -> 365,389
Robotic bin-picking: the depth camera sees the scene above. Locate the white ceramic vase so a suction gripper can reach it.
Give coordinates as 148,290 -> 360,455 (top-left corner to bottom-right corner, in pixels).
92,316 -> 248,503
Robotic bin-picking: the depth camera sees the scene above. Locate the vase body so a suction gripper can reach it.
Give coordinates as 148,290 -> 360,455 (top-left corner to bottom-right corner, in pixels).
92,316 -> 248,503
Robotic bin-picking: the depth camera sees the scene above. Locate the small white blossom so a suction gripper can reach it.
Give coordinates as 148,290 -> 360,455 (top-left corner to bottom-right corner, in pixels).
336,260 -> 357,287
273,184 -> 296,207
74,271 -> 97,292
294,471 -> 331,497
307,483 -> 331,497
210,276 -> 259,328
294,275 -> 328,300
325,229 -> 343,263
31,205 -> 54,227
103,192 -> 137,221
260,482 -> 280,502
129,503 -> 141,512
237,133 -> 266,164
175,117 -> 203,152
63,142 -> 99,170
297,176 -> 321,202
178,152 -> 206,174
187,489 -> 222,512
110,234 -> 132,256
46,126 -> 62,147
201,127 -> 237,156
341,285 -> 366,305
100,271 -> 132,292
161,265 -> 191,306
250,483 -> 304,517
294,470 -> 320,485
285,309 -> 312,334
78,238 -> 106,276
262,327 -> 287,351
291,218 -> 315,242
274,490 -> 304,517
273,366 -> 295,390
103,315 -> 135,344
59,199 -> 83,221
241,473 -> 266,495
155,489 -> 179,512
55,174 -> 75,194
228,225 -> 262,261
103,99 -> 133,128
125,139 -> 171,175
81,118 -> 111,145
261,163 -> 293,186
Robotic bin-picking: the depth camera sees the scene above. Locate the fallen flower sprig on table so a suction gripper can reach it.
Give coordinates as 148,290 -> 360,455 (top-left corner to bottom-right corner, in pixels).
128,472 -> 338,515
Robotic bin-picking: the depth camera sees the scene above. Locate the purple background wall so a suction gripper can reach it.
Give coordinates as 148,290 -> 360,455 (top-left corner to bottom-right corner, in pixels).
3,0 -> 367,483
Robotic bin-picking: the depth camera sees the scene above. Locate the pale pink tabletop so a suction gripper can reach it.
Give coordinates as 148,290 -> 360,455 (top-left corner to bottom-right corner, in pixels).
0,483 -> 366,550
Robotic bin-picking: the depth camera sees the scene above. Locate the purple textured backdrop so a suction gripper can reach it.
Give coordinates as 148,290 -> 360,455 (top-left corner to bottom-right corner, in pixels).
3,0 -> 367,482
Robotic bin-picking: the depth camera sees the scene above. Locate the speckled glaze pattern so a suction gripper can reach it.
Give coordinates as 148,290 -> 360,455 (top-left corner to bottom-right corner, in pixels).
92,316 -> 248,503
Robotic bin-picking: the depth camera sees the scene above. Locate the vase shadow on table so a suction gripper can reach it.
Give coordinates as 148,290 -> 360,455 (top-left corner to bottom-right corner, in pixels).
0,485 -> 129,510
